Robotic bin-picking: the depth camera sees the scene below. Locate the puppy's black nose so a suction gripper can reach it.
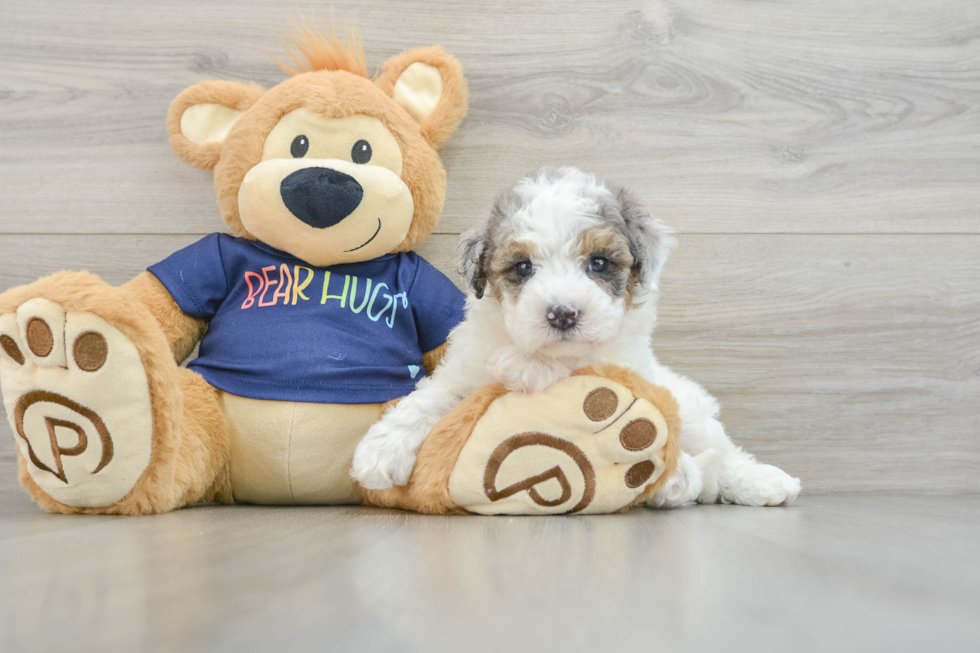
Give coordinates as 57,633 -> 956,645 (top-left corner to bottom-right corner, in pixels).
547,305 -> 578,331
280,167 -> 363,229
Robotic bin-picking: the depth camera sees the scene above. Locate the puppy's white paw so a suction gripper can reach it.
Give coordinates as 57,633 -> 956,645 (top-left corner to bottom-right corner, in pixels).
719,460 -> 801,507
351,423 -> 418,490
647,452 -> 702,509
693,448 -> 723,504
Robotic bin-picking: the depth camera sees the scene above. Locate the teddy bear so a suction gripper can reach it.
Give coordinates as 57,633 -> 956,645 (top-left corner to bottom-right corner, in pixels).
0,26 -> 681,516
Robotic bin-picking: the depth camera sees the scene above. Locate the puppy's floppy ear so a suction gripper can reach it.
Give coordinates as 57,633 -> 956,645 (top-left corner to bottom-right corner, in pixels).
376,47 -> 468,150
615,186 -> 677,288
457,221 -> 490,299
457,188 -> 517,299
167,81 -> 265,170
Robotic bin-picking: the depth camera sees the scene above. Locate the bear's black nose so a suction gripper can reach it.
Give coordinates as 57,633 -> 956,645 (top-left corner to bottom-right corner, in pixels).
280,167 -> 364,229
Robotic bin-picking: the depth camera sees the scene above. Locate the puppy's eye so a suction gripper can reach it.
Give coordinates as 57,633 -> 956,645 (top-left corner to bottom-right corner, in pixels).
515,260 -> 534,278
589,256 -> 609,273
352,139 -> 372,164
291,135 -> 309,158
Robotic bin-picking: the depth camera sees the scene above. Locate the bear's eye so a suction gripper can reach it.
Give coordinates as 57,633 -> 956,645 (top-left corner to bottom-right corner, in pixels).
291,135 -> 309,158
352,139 -> 372,164
589,255 -> 609,273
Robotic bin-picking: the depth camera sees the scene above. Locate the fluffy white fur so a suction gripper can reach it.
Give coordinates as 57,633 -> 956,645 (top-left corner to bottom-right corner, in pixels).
352,167 -> 801,507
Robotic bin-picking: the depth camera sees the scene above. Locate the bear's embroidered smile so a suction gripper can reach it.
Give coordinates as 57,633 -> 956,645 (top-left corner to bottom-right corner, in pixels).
345,218 -> 383,252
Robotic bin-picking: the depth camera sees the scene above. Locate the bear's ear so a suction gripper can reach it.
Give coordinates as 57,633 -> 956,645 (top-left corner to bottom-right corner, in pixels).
167,81 -> 265,170
376,47 -> 468,150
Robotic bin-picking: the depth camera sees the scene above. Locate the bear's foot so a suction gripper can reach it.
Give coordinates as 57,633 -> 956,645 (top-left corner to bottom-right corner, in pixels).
0,273 -> 193,514
0,298 -> 153,508
364,365 -> 680,515
449,369 -> 678,515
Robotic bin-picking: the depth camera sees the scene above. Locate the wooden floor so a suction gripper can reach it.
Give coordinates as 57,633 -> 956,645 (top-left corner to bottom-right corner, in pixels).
1,489 -> 978,652
1,1 -> 979,649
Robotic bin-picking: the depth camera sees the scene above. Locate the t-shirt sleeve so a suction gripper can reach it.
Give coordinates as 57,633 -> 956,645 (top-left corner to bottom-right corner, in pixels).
147,233 -> 230,320
409,256 -> 467,353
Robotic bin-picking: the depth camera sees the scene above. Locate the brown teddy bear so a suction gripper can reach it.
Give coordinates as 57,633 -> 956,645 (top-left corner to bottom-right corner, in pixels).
0,27 -> 680,515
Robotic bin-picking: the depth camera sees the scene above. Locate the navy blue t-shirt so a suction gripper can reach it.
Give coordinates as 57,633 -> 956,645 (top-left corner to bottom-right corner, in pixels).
148,234 -> 466,404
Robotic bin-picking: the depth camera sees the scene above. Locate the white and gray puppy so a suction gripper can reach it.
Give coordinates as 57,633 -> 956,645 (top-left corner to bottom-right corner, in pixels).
352,166 -> 801,507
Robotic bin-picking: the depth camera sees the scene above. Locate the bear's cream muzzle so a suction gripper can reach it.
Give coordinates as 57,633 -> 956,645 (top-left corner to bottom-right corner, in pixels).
238,158 -> 414,267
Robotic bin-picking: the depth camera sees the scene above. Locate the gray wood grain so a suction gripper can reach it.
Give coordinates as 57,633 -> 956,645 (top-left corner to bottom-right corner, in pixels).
1,490 -> 978,652
1,233 -> 977,494
1,0 -> 979,234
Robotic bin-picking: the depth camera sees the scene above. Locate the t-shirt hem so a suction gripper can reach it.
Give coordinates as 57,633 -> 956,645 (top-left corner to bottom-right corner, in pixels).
192,368 -> 421,405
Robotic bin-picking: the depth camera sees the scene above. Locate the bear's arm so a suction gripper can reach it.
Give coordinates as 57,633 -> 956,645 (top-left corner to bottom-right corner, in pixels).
421,341 -> 449,376
124,272 -> 207,364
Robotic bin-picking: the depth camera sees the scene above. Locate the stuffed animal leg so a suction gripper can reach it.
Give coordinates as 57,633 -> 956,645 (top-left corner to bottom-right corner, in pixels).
363,365 -> 680,515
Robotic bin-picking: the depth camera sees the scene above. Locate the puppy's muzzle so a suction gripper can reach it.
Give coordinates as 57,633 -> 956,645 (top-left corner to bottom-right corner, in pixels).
547,305 -> 579,331
280,167 -> 364,229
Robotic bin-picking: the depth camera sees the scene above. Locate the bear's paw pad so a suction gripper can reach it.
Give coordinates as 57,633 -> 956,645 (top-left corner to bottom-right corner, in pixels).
448,375 -> 672,515
0,299 -> 153,507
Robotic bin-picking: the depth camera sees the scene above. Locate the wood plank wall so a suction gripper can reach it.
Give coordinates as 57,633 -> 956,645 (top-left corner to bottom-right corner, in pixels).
1,0 -> 978,495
